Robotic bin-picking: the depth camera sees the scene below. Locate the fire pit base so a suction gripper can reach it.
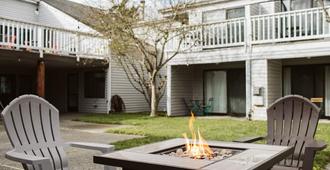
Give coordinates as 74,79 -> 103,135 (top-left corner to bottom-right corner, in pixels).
94,138 -> 294,170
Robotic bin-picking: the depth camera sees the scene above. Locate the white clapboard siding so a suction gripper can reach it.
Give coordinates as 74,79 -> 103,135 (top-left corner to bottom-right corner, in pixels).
78,71 -> 108,113
170,66 -> 193,116
110,62 -> 150,113
251,59 -> 268,119
267,60 -> 282,105
38,1 -> 94,33
0,0 -> 37,22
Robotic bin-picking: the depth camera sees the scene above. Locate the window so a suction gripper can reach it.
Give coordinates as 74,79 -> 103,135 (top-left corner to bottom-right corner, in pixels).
202,9 -> 224,23
0,75 -> 15,95
291,0 -> 313,10
84,70 -> 105,98
226,7 -> 245,20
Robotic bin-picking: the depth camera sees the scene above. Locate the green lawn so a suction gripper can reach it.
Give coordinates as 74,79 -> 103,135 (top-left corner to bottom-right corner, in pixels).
77,113 -> 330,170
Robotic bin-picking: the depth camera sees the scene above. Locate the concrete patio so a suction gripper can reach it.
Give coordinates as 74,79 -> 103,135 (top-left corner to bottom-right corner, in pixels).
0,113 -> 142,170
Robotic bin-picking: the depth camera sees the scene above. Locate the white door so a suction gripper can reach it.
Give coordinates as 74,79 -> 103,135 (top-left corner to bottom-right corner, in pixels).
205,71 -> 227,113
325,66 -> 330,117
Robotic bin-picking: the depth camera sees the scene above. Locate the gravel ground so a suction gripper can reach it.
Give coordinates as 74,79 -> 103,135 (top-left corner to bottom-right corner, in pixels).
0,114 -> 141,170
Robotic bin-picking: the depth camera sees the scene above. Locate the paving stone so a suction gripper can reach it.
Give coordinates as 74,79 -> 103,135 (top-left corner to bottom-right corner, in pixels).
0,114 -> 141,170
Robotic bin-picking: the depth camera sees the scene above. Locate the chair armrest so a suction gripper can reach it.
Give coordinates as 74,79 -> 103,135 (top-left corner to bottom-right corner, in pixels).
305,140 -> 327,151
6,150 -> 52,169
67,142 -> 115,153
302,140 -> 327,170
233,136 -> 265,143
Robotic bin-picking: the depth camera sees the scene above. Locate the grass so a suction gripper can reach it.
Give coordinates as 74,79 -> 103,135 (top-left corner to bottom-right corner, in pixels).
77,113 -> 330,170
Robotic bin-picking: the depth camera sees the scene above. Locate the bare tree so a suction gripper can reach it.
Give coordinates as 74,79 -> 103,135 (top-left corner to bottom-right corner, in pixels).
317,0 -> 330,22
86,0 -> 195,116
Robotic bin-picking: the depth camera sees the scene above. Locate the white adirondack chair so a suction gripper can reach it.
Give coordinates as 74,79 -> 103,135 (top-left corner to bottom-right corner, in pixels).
1,95 -> 115,170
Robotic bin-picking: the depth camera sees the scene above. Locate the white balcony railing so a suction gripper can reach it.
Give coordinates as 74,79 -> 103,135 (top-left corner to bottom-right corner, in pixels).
251,7 -> 330,44
179,17 -> 245,51
171,6 -> 330,52
0,17 -> 109,58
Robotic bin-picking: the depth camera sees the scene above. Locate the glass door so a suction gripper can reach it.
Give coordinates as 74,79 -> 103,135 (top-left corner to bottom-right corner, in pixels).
204,71 -> 227,113
325,66 -> 330,117
67,73 -> 79,112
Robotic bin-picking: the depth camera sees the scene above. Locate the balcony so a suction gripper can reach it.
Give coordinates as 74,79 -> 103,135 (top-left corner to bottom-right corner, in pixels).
171,6 -> 330,52
0,17 -> 109,59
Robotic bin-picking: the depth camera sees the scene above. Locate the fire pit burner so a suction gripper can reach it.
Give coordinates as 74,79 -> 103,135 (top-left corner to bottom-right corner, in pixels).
156,145 -> 243,161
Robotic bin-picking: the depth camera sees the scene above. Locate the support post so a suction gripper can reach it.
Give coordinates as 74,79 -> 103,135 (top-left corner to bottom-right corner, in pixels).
106,40 -> 112,114
245,5 -> 253,119
37,59 -> 45,98
106,61 -> 112,114
166,65 -> 172,116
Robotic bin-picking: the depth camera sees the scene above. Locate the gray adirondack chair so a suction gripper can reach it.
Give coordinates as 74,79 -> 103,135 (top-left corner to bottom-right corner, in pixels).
1,95 -> 115,170
234,95 -> 327,170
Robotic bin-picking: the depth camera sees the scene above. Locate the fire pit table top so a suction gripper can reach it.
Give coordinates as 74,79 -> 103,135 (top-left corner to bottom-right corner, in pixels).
94,138 -> 294,170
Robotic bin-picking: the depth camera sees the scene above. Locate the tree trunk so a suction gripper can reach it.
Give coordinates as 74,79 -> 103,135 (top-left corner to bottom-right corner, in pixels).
150,78 -> 158,117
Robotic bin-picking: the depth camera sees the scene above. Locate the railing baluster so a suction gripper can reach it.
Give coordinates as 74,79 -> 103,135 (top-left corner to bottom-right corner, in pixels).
272,15 -> 275,40
316,10 -> 321,35
293,12 -> 297,38
299,12 -> 302,37
16,23 -> 20,48
311,11 -> 314,36
6,22 -> 10,44
282,14 -> 286,39
25,24 -> 28,47
239,20 -> 242,42
29,25 -> 32,46
20,23 -> 22,46
261,17 -> 265,41
288,13 -> 291,38
305,11 -> 308,36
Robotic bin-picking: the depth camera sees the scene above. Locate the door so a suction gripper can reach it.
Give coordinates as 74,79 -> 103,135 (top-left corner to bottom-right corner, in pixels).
67,73 -> 79,112
227,69 -> 246,115
0,75 -> 16,107
204,71 -> 227,113
291,66 -> 325,116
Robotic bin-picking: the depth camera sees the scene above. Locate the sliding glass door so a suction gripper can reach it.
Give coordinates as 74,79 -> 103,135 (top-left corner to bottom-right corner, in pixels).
204,71 -> 227,113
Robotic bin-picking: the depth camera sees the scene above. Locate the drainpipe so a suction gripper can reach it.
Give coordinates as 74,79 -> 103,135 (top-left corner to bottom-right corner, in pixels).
245,5 -> 253,119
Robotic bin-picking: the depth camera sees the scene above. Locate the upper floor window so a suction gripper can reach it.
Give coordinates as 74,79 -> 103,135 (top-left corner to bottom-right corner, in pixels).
226,7 -> 245,20
202,9 -> 225,23
291,0 -> 312,10
84,70 -> 105,98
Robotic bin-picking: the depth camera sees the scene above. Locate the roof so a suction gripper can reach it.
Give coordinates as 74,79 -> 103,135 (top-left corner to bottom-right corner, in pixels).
41,0 -> 103,29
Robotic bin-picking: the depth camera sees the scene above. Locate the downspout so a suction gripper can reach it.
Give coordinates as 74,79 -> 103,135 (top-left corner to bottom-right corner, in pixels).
245,5 -> 253,119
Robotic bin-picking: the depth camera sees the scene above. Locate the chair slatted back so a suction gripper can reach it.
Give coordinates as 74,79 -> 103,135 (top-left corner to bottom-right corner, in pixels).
266,95 -> 320,168
1,95 -> 68,170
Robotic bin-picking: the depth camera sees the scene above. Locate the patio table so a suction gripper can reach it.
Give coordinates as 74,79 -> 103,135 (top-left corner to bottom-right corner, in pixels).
94,138 -> 294,170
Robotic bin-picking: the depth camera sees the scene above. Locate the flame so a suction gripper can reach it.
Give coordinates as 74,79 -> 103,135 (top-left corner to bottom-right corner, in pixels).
182,113 -> 214,159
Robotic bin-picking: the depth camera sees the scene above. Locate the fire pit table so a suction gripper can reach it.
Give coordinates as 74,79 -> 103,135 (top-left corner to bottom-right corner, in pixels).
94,138 -> 294,170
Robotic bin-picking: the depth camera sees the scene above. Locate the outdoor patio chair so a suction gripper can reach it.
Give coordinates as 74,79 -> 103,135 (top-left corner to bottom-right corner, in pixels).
203,98 -> 214,116
1,95 -> 115,170
234,95 -> 327,170
0,100 -> 4,119
182,98 -> 193,115
191,100 -> 203,116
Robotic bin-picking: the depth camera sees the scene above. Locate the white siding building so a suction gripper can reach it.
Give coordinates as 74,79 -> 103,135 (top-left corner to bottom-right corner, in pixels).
0,0 -> 152,114
164,0 -> 330,119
